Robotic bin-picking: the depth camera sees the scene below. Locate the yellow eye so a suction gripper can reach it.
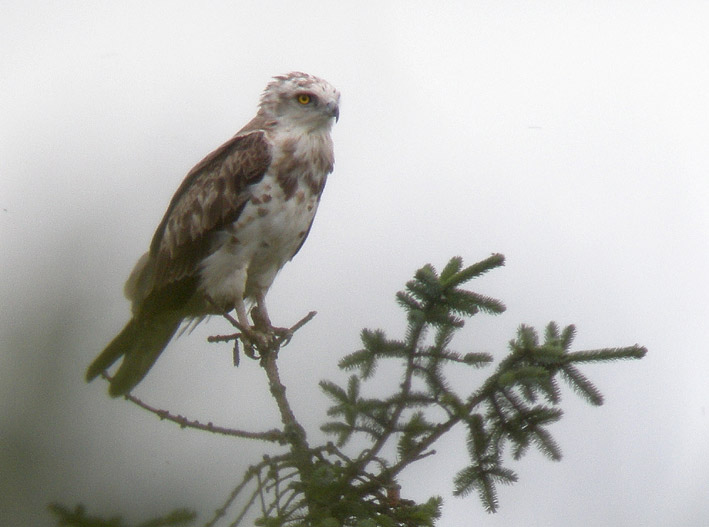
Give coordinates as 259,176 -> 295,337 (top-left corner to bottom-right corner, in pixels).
297,94 -> 311,105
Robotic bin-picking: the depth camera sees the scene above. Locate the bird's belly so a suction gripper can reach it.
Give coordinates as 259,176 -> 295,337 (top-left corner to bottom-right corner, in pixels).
198,179 -> 320,308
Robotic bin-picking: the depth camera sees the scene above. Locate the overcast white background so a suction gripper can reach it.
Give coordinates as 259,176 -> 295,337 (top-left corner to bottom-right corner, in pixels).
2,1 -> 708,526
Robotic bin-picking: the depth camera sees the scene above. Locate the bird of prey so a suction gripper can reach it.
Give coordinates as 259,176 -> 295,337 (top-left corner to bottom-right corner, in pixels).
86,72 -> 340,397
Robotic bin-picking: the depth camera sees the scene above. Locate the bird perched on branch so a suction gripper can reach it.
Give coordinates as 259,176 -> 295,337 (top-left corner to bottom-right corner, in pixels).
86,72 -> 340,397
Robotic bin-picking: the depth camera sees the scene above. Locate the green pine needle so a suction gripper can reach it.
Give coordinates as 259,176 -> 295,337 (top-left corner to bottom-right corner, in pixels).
560,364 -> 604,406
497,366 -> 549,387
465,414 -> 489,459
531,427 -> 562,462
560,324 -> 577,350
566,345 -> 647,363
440,254 -> 505,289
439,256 -> 464,282
463,352 -> 494,366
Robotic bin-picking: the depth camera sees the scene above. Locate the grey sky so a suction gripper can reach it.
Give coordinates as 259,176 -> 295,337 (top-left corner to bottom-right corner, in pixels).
2,2 -> 708,526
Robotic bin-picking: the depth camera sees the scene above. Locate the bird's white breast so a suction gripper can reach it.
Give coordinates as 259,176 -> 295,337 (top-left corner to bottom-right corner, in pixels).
197,133 -> 328,310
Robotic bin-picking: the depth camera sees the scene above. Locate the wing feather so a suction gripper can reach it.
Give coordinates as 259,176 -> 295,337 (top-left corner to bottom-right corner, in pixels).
149,130 -> 271,289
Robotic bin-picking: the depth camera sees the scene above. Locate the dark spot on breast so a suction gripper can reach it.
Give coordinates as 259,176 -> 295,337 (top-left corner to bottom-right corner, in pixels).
304,172 -> 326,195
277,172 -> 298,200
257,207 -> 269,217
261,193 -> 272,202
250,195 -> 262,205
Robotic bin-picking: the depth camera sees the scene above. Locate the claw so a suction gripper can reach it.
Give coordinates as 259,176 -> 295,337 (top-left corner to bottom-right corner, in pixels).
212,311 -> 317,363
272,326 -> 293,346
237,326 -> 270,358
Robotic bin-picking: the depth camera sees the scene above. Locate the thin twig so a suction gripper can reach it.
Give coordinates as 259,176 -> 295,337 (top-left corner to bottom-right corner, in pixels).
205,454 -> 295,527
101,311 -> 319,443
381,391 -> 489,479
288,310 -> 317,334
256,470 -> 268,518
208,310 -> 318,365
204,467 -> 257,527
259,342 -> 320,520
261,351 -> 304,438
209,311 -> 317,348
100,373 -> 286,443
229,485 -> 262,527
354,317 -> 424,474
208,332 -> 241,343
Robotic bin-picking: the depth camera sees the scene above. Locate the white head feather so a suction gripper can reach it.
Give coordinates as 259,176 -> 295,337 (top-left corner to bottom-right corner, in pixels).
258,72 -> 340,132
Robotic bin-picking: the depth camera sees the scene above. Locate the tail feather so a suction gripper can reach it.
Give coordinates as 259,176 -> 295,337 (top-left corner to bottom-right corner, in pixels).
85,319 -> 140,382
86,314 -> 182,397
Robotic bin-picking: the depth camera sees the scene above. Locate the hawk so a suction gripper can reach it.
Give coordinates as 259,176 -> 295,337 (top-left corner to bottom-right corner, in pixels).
86,72 -> 340,397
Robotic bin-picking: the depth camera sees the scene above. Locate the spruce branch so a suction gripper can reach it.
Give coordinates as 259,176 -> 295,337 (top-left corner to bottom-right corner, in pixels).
560,363 -> 604,405
320,255 -> 645,517
439,253 -> 505,288
99,373 -> 286,443
204,464 -> 259,527
48,503 -> 196,527
205,453 -> 301,527
75,254 -> 645,526
566,345 -> 648,363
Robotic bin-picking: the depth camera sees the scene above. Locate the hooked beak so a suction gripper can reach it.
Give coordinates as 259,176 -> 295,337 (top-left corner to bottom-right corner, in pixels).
327,102 -> 340,122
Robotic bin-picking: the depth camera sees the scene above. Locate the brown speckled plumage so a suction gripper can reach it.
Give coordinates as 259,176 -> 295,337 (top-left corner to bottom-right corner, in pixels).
86,72 -> 340,396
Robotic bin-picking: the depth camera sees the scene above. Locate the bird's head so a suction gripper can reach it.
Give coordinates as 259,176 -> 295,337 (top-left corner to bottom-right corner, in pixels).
259,72 -> 340,132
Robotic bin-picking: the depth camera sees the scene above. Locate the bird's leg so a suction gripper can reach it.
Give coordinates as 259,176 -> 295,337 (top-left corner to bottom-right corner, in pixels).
251,293 -> 273,331
253,293 -> 293,344
234,301 -> 252,332
232,299 -> 271,358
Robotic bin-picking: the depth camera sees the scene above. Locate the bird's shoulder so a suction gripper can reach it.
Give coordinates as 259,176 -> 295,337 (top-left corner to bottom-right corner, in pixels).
146,130 -> 273,287
150,130 -> 272,254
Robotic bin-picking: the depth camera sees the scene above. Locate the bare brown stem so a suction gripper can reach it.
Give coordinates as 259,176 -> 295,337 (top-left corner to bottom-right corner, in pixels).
99,373 -> 287,443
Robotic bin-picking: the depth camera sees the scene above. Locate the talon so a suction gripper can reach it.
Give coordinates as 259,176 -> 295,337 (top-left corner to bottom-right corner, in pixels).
238,326 -> 278,358
243,337 -> 258,359
272,326 -> 293,346
239,327 -> 264,358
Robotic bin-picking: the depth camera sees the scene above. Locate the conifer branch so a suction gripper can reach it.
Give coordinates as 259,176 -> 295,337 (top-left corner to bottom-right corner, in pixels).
356,317 -> 422,474
320,256 -> 645,517
204,453 -> 297,527
75,255 -> 645,526
99,373 -> 286,443
566,345 -> 648,362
